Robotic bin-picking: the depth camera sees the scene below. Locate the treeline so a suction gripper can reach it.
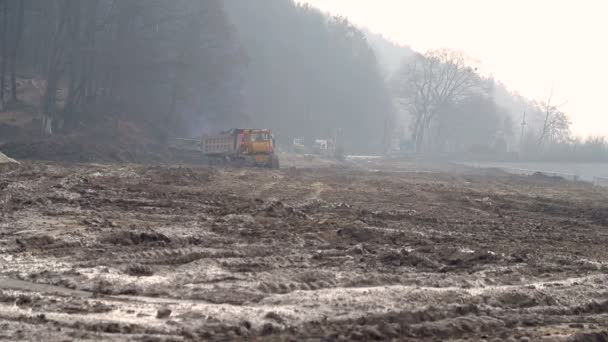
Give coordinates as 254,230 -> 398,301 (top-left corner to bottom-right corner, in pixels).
0,0 -> 395,154
390,49 -> 608,162
492,80 -> 608,162
2,0 -> 246,138
1,0 -> 603,159
523,137 -> 608,163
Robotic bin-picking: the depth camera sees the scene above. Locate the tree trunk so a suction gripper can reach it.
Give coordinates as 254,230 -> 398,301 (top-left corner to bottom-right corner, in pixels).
413,112 -> 429,153
42,1 -> 69,134
9,0 -> 25,104
63,0 -> 82,127
413,116 -> 421,153
105,2 -> 132,114
81,0 -> 99,112
423,115 -> 433,153
0,0 -> 8,110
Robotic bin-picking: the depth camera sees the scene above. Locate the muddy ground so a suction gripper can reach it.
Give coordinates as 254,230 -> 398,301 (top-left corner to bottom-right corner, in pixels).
0,155 -> 607,341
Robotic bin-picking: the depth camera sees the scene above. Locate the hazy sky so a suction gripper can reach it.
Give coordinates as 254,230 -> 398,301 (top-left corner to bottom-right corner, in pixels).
299,0 -> 608,138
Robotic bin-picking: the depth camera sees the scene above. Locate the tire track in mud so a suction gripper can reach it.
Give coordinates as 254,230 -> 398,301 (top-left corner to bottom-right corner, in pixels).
4,267 -> 605,307
111,247 -> 248,266
2,272 -> 607,335
0,277 -> 93,297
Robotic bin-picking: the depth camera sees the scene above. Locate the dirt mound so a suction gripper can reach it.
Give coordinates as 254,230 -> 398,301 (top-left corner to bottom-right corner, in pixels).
0,151 -> 17,164
492,290 -> 557,308
101,231 -> 171,246
530,171 -> 568,182
261,201 -> 308,218
570,331 -> 608,342
123,264 -> 155,277
438,248 -> 501,268
2,137 -> 125,163
0,119 -> 170,163
2,137 -> 163,163
377,249 -> 440,269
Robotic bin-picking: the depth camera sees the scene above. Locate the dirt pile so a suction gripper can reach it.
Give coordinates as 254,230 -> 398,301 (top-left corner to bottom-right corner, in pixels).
0,150 -> 18,164
0,121 -> 167,163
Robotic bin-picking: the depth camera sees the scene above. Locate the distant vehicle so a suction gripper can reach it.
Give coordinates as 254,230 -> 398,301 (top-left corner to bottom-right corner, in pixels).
292,137 -> 307,154
171,128 -> 280,169
313,139 -> 335,156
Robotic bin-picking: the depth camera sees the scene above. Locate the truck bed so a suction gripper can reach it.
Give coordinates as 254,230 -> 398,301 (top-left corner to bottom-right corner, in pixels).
201,134 -> 236,155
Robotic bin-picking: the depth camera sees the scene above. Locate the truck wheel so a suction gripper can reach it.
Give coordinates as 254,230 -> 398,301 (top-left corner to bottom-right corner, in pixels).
271,156 -> 280,169
235,158 -> 246,168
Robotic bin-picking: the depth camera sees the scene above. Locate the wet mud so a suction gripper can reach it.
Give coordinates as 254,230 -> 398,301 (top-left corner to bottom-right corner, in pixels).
0,159 -> 607,340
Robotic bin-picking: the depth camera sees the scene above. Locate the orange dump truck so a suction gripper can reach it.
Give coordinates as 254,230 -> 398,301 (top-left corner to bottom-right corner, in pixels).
173,128 -> 279,169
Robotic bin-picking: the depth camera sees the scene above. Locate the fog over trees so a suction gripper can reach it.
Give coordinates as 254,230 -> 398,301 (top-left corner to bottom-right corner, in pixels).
224,0 -> 394,153
0,0 -> 605,160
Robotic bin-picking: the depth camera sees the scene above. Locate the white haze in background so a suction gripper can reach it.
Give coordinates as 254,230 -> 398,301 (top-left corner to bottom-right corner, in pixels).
299,0 -> 608,138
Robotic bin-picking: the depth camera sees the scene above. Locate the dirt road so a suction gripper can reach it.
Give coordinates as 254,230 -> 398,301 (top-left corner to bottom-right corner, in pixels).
0,158 -> 607,341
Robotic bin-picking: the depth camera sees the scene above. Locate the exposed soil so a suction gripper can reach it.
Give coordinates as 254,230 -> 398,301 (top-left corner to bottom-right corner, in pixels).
0,121 -> 167,164
0,157 -> 607,341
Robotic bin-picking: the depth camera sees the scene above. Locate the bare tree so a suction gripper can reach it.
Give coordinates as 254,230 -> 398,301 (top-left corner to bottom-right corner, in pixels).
393,49 -> 480,152
537,90 -> 554,146
544,110 -> 570,144
538,89 -> 569,146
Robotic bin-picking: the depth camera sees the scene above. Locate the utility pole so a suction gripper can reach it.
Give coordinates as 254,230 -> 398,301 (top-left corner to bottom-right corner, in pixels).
519,110 -> 527,153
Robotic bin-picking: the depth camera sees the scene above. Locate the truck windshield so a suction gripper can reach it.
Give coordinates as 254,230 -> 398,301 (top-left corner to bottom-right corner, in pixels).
250,133 -> 271,142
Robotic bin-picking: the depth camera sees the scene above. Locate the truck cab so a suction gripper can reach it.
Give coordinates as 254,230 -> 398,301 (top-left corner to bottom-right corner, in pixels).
236,129 -> 278,168
238,129 -> 274,154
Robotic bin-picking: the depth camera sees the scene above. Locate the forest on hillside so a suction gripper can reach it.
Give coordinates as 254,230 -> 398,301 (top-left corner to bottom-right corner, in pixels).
0,0 -> 605,161
0,0 -> 245,138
